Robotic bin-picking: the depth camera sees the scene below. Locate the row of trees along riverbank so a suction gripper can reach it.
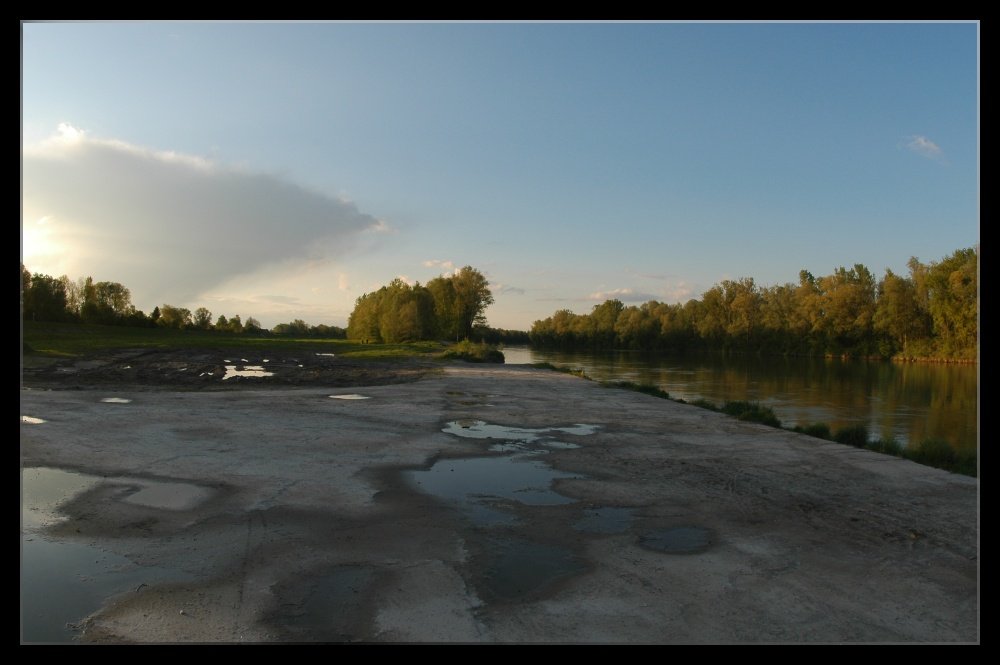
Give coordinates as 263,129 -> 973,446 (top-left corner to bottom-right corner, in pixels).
20,265 -> 346,336
530,248 -> 977,361
20,263 -> 514,344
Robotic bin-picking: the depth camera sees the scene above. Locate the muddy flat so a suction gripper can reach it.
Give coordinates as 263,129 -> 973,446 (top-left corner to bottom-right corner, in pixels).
21,346 -> 435,391
20,360 -> 978,643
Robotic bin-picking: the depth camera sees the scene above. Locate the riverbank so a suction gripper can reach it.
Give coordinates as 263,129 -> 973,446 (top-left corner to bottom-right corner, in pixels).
21,363 -> 978,643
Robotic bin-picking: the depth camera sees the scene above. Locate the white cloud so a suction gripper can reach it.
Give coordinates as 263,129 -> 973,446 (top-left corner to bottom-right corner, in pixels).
663,281 -> 695,303
586,287 -> 658,302
904,135 -> 944,160
22,125 -> 386,308
422,259 -> 455,270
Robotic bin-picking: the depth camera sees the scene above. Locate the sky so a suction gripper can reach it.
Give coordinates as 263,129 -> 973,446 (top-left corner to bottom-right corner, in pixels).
21,21 -> 979,331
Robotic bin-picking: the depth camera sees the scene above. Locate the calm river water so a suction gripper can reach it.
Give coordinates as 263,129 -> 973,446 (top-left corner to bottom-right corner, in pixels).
501,347 -> 978,453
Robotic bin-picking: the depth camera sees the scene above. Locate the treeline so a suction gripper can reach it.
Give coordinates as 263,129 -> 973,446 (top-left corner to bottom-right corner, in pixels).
347,266 -> 494,343
530,248 -> 978,360
472,327 -> 531,345
20,266 -> 346,337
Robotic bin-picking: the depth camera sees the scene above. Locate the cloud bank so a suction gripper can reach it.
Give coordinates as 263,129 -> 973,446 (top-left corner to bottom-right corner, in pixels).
22,124 -> 386,307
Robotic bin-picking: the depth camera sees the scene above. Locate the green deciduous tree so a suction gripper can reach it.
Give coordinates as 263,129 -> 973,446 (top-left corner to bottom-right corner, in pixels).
874,269 -> 931,356
22,269 -> 69,322
926,248 -> 978,358
157,305 -> 192,329
351,267 -> 494,343
193,307 -> 213,330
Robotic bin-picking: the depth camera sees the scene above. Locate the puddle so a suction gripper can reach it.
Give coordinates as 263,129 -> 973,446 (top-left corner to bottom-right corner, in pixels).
574,507 -> 634,534
270,566 -> 374,641
262,359 -> 270,363
120,480 -> 214,510
178,367 -> 187,371
444,420 -> 594,442
21,534 -> 192,643
121,365 -> 131,369
408,421 -> 598,525
22,467 -> 214,525
100,398 -> 132,404
476,537 -> 586,603
21,416 -> 46,424
22,467 -> 103,529
221,365 -> 275,380
329,394 -> 371,400
241,358 -> 249,362
405,423 -> 595,602
443,420 -> 595,455
405,455 -> 579,527
639,527 -> 711,554
21,468 -> 199,642
199,372 -> 213,377
538,440 -> 581,450
224,359 -> 232,363
315,353 -> 336,357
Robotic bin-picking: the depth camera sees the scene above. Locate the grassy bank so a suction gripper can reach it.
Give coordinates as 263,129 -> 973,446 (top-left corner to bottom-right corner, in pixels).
22,321 -> 445,361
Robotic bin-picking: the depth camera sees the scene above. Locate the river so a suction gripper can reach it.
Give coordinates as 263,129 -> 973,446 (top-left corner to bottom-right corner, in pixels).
501,347 -> 978,454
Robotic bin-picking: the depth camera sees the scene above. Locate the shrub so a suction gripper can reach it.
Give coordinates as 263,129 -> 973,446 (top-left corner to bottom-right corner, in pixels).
903,438 -> 955,468
721,400 -> 782,428
604,381 -> 670,400
439,340 -> 505,363
867,436 -> 903,456
834,424 -> 870,448
794,422 -> 832,440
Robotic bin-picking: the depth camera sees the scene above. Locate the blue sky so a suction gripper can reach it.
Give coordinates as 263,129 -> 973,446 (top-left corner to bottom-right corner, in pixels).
21,21 -> 979,330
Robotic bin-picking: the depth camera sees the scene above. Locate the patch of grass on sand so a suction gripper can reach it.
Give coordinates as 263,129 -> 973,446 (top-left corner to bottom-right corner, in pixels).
721,400 -> 782,428
834,424 -> 870,448
438,340 -> 505,363
602,381 -> 671,400
791,422 -> 833,440
532,362 -> 590,379
904,438 -> 977,477
22,321 -> 444,360
865,436 -> 904,457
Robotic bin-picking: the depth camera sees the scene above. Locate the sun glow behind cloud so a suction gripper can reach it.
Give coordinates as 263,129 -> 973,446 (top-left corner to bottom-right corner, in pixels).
22,125 -> 388,314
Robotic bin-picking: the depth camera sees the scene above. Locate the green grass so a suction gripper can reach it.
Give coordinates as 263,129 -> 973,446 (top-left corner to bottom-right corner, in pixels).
788,418 -> 977,477
834,424 -> 870,448
791,422 -> 833,440
903,438 -> 977,476
438,340 -> 505,363
532,362 -> 591,379
602,381 -> 671,400
720,400 -> 782,428
866,436 -> 904,456
21,321 -> 446,360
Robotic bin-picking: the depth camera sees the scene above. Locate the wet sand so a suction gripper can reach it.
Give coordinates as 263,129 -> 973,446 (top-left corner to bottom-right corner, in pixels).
20,363 -> 978,643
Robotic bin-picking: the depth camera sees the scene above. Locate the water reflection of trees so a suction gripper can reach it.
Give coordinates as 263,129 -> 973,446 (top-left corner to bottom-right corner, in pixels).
527,349 -> 977,452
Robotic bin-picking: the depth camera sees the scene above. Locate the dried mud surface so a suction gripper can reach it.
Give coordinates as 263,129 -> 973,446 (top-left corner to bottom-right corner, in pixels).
21,364 -> 979,644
